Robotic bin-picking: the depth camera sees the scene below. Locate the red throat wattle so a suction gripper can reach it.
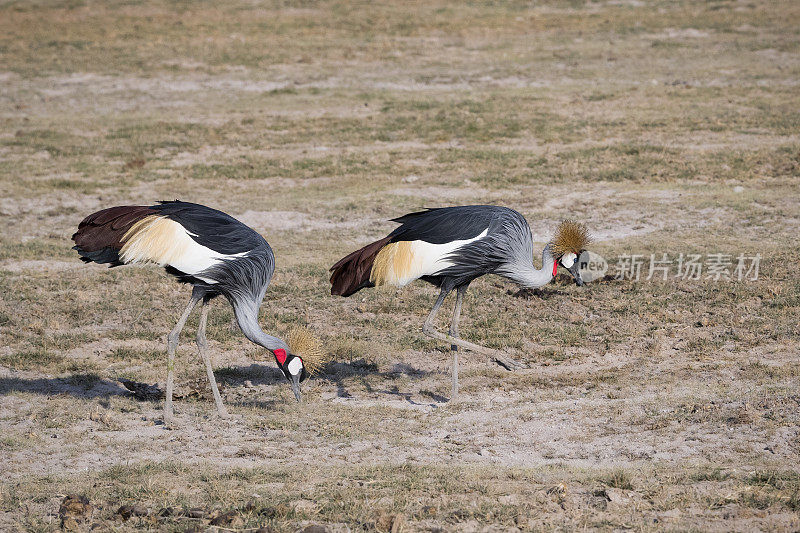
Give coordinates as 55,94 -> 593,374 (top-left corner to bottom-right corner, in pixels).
274,349 -> 287,365
552,260 -> 558,277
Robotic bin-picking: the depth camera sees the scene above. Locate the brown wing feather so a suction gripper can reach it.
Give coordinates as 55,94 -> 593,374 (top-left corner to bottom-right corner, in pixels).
329,236 -> 392,297
72,205 -> 156,264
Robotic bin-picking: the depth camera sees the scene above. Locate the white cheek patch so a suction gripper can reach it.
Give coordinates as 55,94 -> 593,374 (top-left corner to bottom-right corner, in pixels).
561,252 -> 576,269
287,357 -> 303,376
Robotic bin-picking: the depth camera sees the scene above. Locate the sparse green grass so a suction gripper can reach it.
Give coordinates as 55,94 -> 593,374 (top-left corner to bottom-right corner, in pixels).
600,469 -> 635,491
108,347 -> 161,364
691,466 -> 731,482
0,348 -> 62,370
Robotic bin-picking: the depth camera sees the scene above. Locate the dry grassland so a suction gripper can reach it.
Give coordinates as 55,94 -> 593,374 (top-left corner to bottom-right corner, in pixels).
1,0 -> 799,531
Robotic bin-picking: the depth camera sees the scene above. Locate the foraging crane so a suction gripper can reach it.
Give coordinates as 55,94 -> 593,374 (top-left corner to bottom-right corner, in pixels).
72,200 -> 326,422
329,205 -> 590,397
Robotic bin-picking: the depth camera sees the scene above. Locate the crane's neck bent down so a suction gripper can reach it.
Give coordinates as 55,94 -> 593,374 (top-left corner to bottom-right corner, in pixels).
232,297 -> 289,353
502,244 -> 556,289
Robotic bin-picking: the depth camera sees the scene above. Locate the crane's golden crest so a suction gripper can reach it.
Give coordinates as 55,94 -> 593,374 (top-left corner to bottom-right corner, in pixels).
287,326 -> 329,375
551,219 -> 591,257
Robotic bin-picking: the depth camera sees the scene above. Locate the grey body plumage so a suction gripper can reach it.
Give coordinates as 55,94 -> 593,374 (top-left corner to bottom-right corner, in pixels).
422,206 -> 552,289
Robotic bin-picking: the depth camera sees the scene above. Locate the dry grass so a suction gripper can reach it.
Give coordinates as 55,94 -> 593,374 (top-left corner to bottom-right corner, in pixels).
1,0 -> 799,531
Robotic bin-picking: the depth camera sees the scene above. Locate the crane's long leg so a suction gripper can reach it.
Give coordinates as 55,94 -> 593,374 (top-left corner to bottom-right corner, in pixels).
449,285 -> 465,349
165,290 -> 203,423
448,285 -> 467,398
196,298 -> 229,419
422,287 -> 525,373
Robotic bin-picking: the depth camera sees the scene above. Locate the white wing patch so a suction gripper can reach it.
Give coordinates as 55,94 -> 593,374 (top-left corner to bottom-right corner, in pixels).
395,228 -> 489,287
120,215 -> 246,283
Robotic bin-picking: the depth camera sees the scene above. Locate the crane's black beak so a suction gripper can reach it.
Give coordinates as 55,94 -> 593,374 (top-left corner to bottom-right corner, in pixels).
568,263 -> 584,286
290,373 -> 302,402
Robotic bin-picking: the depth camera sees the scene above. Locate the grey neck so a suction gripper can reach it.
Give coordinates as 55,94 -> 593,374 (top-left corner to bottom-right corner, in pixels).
232,297 -> 289,353
502,243 -> 556,289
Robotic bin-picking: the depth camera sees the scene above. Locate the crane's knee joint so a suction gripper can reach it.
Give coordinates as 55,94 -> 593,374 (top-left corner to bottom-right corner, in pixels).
196,335 -> 208,350
167,332 -> 180,349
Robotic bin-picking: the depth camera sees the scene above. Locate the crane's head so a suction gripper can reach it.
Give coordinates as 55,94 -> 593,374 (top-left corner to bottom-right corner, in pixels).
273,327 -> 328,402
273,348 -> 307,401
551,220 -> 592,287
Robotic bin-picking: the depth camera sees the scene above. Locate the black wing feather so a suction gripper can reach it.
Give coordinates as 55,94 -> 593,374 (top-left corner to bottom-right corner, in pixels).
389,205 -> 533,286
152,201 -> 266,255
388,205 -> 506,244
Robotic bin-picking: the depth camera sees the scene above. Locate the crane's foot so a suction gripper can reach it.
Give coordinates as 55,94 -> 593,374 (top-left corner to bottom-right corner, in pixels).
162,409 -> 177,428
422,326 -> 526,371
492,352 -> 525,371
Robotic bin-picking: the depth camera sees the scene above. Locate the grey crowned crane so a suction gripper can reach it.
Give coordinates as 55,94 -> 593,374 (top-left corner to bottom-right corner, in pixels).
329,205 -> 590,397
72,200 -> 327,423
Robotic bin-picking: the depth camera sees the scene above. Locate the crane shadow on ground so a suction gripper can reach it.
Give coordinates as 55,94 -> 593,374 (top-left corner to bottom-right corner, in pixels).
0,373 -> 208,405
0,374 -> 131,399
320,360 -> 448,405
0,360 -> 446,406
510,274 -> 622,300
510,287 -> 560,300
218,359 -> 447,407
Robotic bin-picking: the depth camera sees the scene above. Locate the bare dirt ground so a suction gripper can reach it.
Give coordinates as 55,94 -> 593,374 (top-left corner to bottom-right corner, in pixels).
1,0 -> 799,531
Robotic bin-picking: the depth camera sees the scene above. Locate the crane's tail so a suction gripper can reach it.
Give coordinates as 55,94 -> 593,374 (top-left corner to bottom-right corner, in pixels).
329,236 -> 392,297
71,205 -> 156,266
